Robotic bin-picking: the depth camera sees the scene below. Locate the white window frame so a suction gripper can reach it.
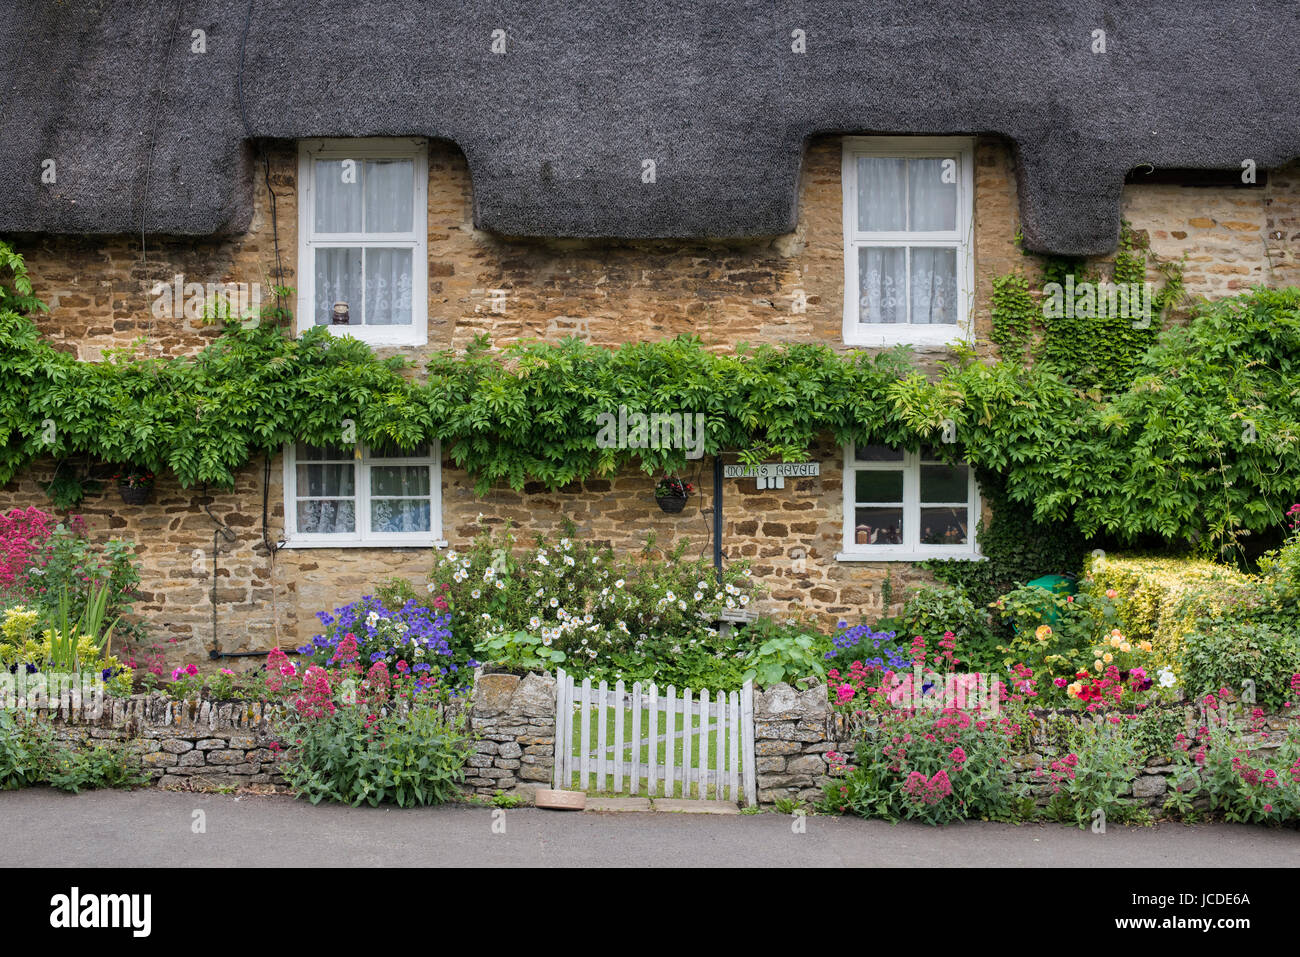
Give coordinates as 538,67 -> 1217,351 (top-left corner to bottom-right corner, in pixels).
841,136 -> 975,348
297,138 -> 428,346
838,444 -> 982,562
282,441 -> 443,548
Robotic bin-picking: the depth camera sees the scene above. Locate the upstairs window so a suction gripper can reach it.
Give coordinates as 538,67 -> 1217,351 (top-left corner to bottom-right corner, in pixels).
841,137 -> 973,347
298,139 -> 428,346
840,444 -> 979,560
284,441 -> 441,547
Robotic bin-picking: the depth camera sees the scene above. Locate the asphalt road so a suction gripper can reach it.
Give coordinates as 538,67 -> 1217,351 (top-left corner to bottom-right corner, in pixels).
2,789 -> 1298,867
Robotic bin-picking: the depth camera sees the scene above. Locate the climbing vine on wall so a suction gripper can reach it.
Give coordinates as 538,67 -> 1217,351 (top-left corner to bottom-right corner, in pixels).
1,241 -> 1297,549
993,225 -> 1187,393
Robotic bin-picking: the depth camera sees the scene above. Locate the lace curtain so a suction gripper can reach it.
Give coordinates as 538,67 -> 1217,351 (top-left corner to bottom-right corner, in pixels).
856,156 -> 958,325
312,158 -> 415,326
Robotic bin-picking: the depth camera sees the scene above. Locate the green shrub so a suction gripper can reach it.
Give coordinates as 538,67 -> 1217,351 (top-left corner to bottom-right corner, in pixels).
43,739 -> 149,793
831,704 -> 1029,824
1084,553 -> 1257,667
1166,702 -> 1300,824
25,520 -> 143,646
429,526 -> 762,689
897,583 -> 999,671
1043,721 -> 1144,828
0,710 -> 44,789
992,584 -> 1120,687
1179,621 -> 1300,710
0,710 -> 147,792
282,704 -> 472,808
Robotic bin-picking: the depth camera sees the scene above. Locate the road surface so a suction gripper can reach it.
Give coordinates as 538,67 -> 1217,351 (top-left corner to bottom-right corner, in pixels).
2,789 -> 1297,867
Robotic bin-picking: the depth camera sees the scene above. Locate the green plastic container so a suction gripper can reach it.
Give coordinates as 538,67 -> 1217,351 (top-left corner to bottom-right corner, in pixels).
1019,574 -> 1076,630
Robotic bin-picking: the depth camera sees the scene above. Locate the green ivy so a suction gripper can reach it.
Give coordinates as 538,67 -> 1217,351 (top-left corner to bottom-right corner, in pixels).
2,242 -> 1298,550
925,471 -> 1089,609
989,274 -> 1035,362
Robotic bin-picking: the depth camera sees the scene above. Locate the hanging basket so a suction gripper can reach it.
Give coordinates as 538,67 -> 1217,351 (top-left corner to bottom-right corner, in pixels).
656,492 -> 688,513
117,483 -> 154,505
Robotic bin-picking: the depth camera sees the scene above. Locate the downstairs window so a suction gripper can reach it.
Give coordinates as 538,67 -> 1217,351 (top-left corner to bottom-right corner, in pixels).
840,443 -> 979,560
284,441 -> 441,547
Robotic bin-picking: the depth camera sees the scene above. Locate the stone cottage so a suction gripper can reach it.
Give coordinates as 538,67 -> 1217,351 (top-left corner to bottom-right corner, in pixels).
1,0 -> 1298,666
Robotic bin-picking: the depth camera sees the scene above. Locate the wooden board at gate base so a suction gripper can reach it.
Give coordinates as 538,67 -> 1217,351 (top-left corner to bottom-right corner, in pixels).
535,788 -> 586,810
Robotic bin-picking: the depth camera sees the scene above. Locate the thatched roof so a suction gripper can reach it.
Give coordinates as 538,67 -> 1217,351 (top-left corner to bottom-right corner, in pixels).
1,0 -> 1297,255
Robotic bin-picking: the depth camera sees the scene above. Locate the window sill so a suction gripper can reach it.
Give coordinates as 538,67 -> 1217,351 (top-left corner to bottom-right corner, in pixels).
302,325 -> 428,347
835,550 -> 984,563
281,538 -> 448,550
843,325 -> 971,348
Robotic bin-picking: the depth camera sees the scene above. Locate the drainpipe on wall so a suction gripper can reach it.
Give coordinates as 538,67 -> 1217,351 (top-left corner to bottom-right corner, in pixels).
203,493 -> 238,660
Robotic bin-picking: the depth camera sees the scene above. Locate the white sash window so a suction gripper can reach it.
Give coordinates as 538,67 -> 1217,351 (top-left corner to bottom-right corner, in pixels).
298,139 -> 428,346
839,444 -> 980,561
842,137 -> 974,347
284,441 -> 441,547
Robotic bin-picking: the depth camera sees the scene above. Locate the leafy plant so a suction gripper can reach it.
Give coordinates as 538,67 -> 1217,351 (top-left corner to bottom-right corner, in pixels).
43,738 -> 149,793
3,235 -> 1299,550
0,709 -> 43,789
0,712 -> 146,792
740,629 -> 827,687
427,526 -> 759,688
1166,695 -> 1300,824
282,700 -> 472,808
475,629 -> 567,673
1180,621 -> 1300,711
1041,721 -> 1144,828
831,704 -> 1029,824
897,583 -> 998,671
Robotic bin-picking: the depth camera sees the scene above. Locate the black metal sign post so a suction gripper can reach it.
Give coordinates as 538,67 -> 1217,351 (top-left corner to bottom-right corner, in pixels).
713,453 -> 724,586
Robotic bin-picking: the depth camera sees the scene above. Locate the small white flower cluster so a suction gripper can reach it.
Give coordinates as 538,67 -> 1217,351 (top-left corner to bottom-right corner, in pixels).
433,535 -> 761,676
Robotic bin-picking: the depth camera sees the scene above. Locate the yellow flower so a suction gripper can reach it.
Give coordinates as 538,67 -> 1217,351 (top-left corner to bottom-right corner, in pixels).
1067,682 -> 1083,698
1109,635 -> 1122,648
1139,640 -> 1153,653
1110,628 -> 1124,639
1119,642 -> 1131,653
1035,625 -> 1052,642
1094,659 -> 1104,672
1103,652 -> 1114,663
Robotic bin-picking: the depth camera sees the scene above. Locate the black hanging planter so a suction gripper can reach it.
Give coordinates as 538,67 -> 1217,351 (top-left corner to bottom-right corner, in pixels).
117,483 -> 153,505
654,477 -> 694,513
656,492 -> 688,514
114,468 -> 156,505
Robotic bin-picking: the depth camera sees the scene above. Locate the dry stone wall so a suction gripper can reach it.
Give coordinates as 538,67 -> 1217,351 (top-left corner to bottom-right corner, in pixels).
27,693 -> 286,788
756,681 -> 1296,811
464,672 -> 558,801
20,676 -> 557,799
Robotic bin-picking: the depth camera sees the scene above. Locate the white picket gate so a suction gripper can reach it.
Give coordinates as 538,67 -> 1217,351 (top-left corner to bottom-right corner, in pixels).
553,669 -> 756,806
